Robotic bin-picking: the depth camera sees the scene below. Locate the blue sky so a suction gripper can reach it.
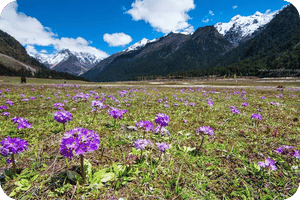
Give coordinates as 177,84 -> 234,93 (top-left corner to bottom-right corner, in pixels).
0,0 -> 293,58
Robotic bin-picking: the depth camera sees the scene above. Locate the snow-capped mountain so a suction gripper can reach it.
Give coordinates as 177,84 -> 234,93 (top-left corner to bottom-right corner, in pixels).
123,38 -> 158,52
214,10 -> 279,46
34,49 -> 103,76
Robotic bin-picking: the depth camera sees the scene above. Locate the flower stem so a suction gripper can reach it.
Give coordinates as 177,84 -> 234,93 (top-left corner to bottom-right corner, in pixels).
80,155 -> 86,184
140,150 -> 143,161
63,123 -> 65,132
199,135 -> 205,151
11,153 -> 16,174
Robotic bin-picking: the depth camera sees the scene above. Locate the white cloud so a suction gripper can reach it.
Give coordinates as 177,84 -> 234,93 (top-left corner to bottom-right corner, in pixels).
103,33 -> 133,47
25,45 -> 38,55
265,9 -> 271,13
209,10 -> 214,16
202,18 -> 209,23
126,0 -> 195,34
232,5 -> 238,9
0,2 -> 109,59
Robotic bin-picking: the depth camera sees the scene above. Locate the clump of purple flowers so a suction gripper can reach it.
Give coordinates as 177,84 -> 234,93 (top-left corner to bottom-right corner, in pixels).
60,127 -> 100,183
231,108 -> 241,114
108,107 -> 127,120
156,142 -> 169,153
54,111 -> 72,131
258,158 -> 277,171
0,105 -> 8,110
54,103 -> 64,110
251,113 -> 263,121
275,145 -> 300,159
134,139 -> 152,160
242,102 -> 248,107
2,112 -> 10,117
155,113 -> 169,127
11,117 -> 32,129
136,120 -> 154,138
207,99 -> 213,106
0,136 -> 28,173
196,126 -> 214,152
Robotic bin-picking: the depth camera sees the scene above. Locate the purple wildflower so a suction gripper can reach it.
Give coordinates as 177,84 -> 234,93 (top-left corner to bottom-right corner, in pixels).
108,107 -> 127,119
134,139 -> 152,150
196,126 -> 214,136
0,136 -> 28,155
293,150 -> 300,159
0,105 -> 8,110
2,112 -> 10,117
136,121 -> 154,132
11,117 -> 32,129
242,102 -> 248,106
155,113 -> 170,127
231,108 -> 240,114
258,158 -> 277,171
275,145 -> 295,156
60,127 -> 100,159
156,142 -> 170,152
54,111 -> 72,124
5,100 -> 13,106
153,125 -> 170,136
189,102 -> 195,106
207,99 -> 213,106
251,113 -> 263,121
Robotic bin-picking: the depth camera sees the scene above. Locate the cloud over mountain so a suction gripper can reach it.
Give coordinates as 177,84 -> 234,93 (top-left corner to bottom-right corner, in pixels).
103,33 -> 133,47
0,2 -> 109,59
126,0 -> 195,34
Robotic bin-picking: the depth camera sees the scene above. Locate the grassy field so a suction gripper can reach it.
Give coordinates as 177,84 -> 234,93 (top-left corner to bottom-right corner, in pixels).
0,78 -> 300,199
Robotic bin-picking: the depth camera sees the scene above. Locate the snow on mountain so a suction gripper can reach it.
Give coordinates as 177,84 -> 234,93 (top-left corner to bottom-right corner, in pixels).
33,49 -> 104,76
123,38 -> 158,52
214,10 -> 279,45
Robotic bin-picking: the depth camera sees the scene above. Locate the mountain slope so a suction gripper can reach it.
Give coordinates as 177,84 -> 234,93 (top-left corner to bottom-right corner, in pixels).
214,10 -> 279,46
82,26 -> 233,82
34,49 -> 103,76
0,29 -> 90,81
206,4 -> 300,76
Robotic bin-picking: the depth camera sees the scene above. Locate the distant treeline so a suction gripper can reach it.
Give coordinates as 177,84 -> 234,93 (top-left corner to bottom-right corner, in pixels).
0,63 -> 91,81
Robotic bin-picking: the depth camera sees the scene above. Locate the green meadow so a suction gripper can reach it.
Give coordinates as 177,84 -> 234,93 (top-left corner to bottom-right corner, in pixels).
0,77 -> 300,199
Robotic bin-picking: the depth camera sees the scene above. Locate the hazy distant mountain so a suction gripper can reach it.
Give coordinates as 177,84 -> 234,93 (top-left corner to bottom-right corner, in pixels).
34,49 -> 103,76
0,29 -> 90,81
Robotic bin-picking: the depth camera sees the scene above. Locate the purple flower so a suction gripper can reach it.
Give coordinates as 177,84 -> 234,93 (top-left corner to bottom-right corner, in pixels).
108,107 -> 127,119
207,99 -> 213,106
293,150 -> 300,159
275,145 -> 295,156
196,126 -> 214,136
60,127 -> 100,159
2,112 -> 10,117
0,136 -> 28,155
5,100 -> 13,106
258,158 -> 277,171
189,102 -> 195,106
134,139 -> 152,150
251,113 -> 262,121
30,97 -> 36,100
229,106 -> 235,109
54,111 -> 72,124
155,113 -> 170,127
261,96 -> 266,99
156,142 -> 170,152
20,94 -> 25,97
231,108 -> 240,114
91,100 -> 104,108
54,103 -> 64,110
153,125 -> 170,136
242,102 -> 248,107
22,98 -> 29,102
0,105 -> 8,110
11,117 -> 32,129
136,121 -> 154,132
